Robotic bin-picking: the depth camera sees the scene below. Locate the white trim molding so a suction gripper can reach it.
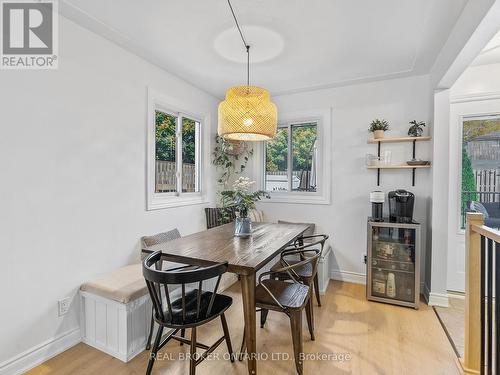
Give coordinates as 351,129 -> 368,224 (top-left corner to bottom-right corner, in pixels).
450,91 -> 500,104
423,284 -> 450,307
0,328 -> 81,375
330,269 -> 366,285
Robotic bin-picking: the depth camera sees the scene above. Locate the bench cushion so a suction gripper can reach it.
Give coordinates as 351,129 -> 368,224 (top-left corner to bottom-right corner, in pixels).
80,264 -> 147,304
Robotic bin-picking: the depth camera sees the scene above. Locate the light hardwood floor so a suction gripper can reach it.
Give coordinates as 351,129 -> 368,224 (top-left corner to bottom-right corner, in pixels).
434,297 -> 465,358
27,281 -> 460,375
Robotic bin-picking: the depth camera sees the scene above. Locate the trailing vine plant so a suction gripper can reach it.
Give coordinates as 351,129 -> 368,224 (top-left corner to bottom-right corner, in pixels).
212,136 -> 254,222
212,135 -> 253,188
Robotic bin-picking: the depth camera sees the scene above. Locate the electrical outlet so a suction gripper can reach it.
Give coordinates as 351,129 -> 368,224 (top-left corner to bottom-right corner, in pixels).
58,297 -> 71,316
363,253 -> 367,264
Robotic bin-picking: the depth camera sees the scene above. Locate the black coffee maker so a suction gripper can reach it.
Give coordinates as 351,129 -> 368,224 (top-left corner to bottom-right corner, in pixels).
388,190 -> 415,223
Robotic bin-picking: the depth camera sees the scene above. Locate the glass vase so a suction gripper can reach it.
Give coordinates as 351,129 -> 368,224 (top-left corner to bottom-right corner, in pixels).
234,217 -> 252,237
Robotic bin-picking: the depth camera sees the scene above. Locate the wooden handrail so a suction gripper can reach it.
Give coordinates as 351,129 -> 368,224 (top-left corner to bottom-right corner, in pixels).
463,212 -> 484,374
470,223 -> 500,244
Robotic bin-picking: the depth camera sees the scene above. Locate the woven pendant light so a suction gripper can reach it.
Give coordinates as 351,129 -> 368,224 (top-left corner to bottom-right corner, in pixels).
218,85 -> 277,141
218,1 -> 277,141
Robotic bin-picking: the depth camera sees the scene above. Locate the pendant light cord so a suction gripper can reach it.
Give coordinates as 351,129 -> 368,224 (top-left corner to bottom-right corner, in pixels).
227,0 -> 250,86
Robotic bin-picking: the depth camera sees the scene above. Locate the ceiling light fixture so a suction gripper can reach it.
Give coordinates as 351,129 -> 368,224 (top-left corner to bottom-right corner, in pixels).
218,0 -> 277,141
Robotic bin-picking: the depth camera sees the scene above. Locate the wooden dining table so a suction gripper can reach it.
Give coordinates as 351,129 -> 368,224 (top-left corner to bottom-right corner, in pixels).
142,222 -> 309,375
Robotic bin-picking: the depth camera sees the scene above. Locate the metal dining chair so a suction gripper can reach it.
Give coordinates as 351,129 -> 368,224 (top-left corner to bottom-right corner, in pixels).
239,239 -> 323,375
143,251 -> 235,375
141,228 -> 182,350
276,221 -> 321,306
262,234 -> 329,341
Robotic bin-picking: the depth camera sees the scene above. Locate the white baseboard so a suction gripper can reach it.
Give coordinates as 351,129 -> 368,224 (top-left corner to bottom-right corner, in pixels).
330,269 -> 366,285
0,328 -> 81,375
423,284 -> 449,307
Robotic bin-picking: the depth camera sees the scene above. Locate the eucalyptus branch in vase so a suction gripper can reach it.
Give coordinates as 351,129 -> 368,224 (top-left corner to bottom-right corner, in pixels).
220,177 -> 270,236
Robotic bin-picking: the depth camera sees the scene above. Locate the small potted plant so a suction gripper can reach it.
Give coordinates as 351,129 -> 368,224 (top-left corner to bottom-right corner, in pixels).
408,120 -> 426,137
369,119 -> 389,139
221,177 -> 269,237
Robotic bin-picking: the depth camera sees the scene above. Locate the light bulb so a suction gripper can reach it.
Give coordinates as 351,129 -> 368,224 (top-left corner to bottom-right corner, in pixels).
243,118 -> 253,127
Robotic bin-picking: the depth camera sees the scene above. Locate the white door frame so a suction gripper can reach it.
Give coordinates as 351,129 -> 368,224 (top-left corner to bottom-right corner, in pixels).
446,96 -> 500,292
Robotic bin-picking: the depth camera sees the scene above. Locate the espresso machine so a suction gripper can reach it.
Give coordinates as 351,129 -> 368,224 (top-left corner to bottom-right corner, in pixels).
388,190 -> 415,223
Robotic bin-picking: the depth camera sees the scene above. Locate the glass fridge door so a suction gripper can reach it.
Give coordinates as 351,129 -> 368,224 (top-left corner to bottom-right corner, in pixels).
371,225 -> 416,303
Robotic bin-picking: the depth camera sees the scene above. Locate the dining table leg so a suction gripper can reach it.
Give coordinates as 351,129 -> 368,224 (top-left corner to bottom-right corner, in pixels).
240,272 -> 257,375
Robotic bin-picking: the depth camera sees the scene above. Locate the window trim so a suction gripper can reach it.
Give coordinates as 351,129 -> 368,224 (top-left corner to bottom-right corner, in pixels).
256,108 -> 332,205
147,88 -> 207,210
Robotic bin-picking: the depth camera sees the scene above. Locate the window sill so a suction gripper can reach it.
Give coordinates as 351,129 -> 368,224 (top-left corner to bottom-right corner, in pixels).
259,192 -> 331,205
147,194 -> 207,211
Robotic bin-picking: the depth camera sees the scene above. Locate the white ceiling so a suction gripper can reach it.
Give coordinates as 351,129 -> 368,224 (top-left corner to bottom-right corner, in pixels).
472,29 -> 500,66
61,0 -> 469,98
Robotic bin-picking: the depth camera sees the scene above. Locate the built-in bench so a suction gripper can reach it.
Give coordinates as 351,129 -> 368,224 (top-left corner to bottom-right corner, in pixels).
80,264 -> 151,362
79,262 -> 233,363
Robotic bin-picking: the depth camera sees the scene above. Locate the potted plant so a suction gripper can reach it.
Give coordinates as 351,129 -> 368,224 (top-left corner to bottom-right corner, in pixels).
369,119 -> 389,139
408,120 -> 426,137
221,177 -> 269,237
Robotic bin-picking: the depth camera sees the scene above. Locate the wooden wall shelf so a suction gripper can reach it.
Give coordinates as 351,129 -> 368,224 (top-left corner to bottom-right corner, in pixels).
368,136 -> 431,144
368,135 -> 432,186
367,164 -> 431,170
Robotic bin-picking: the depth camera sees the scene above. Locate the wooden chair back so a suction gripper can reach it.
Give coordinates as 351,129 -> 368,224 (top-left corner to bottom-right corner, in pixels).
204,206 -> 237,229
143,251 -> 228,325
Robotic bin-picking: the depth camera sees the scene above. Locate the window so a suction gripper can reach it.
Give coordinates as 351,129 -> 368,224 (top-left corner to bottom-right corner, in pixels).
147,89 -> 203,210
460,115 -> 500,229
265,121 -> 318,193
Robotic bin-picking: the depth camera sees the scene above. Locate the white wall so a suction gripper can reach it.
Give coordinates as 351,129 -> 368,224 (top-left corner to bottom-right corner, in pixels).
0,17 -> 218,370
255,75 -> 432,286
452,63 -> 500,96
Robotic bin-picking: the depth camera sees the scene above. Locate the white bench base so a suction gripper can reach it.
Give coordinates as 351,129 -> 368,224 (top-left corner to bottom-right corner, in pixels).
80,291 -> 151,362
318,245 -> 333,294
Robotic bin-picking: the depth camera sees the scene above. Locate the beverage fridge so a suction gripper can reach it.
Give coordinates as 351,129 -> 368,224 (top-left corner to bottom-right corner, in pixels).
367,219 -> 421,309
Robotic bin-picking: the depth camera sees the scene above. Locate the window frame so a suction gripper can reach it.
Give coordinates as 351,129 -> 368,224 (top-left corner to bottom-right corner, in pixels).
147,89 -> 206,210
257,109 -> 332,205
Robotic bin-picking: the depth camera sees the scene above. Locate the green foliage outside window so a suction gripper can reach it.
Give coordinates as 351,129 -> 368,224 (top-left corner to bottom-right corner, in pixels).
155,111 -> 176,162
182,118 -> 196,164
461,146 -> 477,227
266,128 -> 287,172
265,124 -> 317,172
292,125 -> 316,170
155,110 -> 197,163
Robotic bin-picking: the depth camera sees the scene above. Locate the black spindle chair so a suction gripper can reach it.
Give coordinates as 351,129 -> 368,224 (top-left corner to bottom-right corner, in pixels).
143,251 -> 234,375
141,228 -> 182,350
